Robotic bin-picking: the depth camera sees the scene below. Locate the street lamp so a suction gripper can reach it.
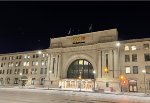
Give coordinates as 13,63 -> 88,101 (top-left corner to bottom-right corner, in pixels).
116,42 -> 122,92
79,71 -> 82,91
142,69 -> 146,94
93,70 -> 96,92
19,73 -> 22,88
48,70 -> 52,90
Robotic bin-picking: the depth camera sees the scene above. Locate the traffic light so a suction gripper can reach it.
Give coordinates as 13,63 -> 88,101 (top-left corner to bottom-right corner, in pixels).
104,67 -> 108,73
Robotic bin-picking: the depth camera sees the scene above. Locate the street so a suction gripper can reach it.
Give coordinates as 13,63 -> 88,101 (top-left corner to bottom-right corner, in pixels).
0,88 -> 150,103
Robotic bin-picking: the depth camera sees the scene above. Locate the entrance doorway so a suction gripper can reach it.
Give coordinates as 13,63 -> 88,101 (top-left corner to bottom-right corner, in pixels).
61,79 -> 94,91
129,80 -> 137,92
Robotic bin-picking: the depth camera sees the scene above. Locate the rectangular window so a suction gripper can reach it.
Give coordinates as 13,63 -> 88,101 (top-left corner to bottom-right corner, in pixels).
3,70 -> 5,74
26,69 -> 28,74
125,45 -> 130,51
41,60 -> 45,66
131,45 -> 136,51
145,66 -> 150,74
143,44 -> 149,50
132,54 -> 137,62
45,68 -> 47,74
40,68 -> 43,74
106,54 -> 108,68
7,69 -> 9,74
23,69 -> 25,74
36,54 -> 39,58
125,66 -> 131,74
14,78 -> 18,84
133,66 -> 138,74
106,82 -> 109,87
14,69 -> 17,74
1,63 -> 3,67
52,58 -> 55,73
17,69 -> 20,74
149,80 -> 150,90
10,69 -> 12,74
35,68 -> 37,74
144,53 -> 150,61
125,55 -> 130,62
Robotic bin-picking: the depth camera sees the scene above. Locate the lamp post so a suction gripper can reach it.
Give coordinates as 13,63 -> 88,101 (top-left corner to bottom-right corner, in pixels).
142,69 -> 146,94
48,70 -> 52,90
79,71 -> 82,91
93,70 -> 96,92
19,72 -> 22,88
116,42 -> 122,92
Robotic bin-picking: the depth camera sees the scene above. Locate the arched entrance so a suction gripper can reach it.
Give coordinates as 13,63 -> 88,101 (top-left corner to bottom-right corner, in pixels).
62,59 -> 95,91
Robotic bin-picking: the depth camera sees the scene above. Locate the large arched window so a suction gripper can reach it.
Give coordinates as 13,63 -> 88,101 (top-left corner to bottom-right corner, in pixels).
67,59 -> 94,79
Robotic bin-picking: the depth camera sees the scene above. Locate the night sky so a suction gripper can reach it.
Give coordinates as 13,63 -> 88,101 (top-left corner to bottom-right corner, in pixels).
0,1 -> 150,54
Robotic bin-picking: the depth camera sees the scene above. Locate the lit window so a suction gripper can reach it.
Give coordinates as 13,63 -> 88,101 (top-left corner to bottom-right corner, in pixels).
125,45 -> 130,51
79,60 -> 83,65
35,61 -> 38,65
131,46 -> 136,51
41,60 -> 45,66
125,66 -> 131,74
24,55 -> 27,59
26,61 -> 29,66
23,62 -> 26,66
84,61 -> 88,65
42,54 -> 45,57
28,55 -> 30,58
143,44 -> 149,50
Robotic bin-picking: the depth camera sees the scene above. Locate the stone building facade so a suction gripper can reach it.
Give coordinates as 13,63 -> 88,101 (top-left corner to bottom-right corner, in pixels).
0,28 -> 150,93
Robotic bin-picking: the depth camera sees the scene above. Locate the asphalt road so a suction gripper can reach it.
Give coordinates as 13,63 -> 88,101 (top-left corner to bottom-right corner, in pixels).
0,88 -> 149,103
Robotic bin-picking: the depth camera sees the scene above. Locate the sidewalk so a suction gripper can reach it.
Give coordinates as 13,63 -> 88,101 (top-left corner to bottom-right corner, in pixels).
11,86 -> 150,97
35,87 -> 150,97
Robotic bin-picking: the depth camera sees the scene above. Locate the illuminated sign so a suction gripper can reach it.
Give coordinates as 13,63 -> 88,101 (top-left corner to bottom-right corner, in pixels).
72,36 -> 86,44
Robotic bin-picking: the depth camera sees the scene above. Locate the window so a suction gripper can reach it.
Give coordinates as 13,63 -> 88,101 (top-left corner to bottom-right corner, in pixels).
143,44 -> 149,50
14,78 -> 18,84
17,69 -> 20,74
23,62 -> 27,66
67,59 -> 94,79
2,70 -> 4,74
131,46 -> 136,51
41,60 -> 45,66
36,54 -> 39,58
23,69 -> 25,74
106,54 -> 108,68
145,66 -> 150,74
26,61 -> 29,66
14,69 -> 17,74
33,54 -> 35,58
149,80 -> 150,90
125,55 -> 130,62
45,68 -> 47,74
10,69 -> 12,74
26,69 -> 28,74
45,60 -> 48,66
144,53 -> 150,61
35,68 -> 37,74
7,78 -> 10,84
7,69 -> 9,74
132,54 -> 137,62
106,82 -> 109,87
125,66 -> 131,74
31,78 -> 35,85
125,45 -> 130,51
40,68 -> 43,74
1,63 -> 3,67
42,54 -> 45,57
35,61 -> 38,66
133,66 -> 138,74
31,68 -> 34,74
52,58 -> 55,73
